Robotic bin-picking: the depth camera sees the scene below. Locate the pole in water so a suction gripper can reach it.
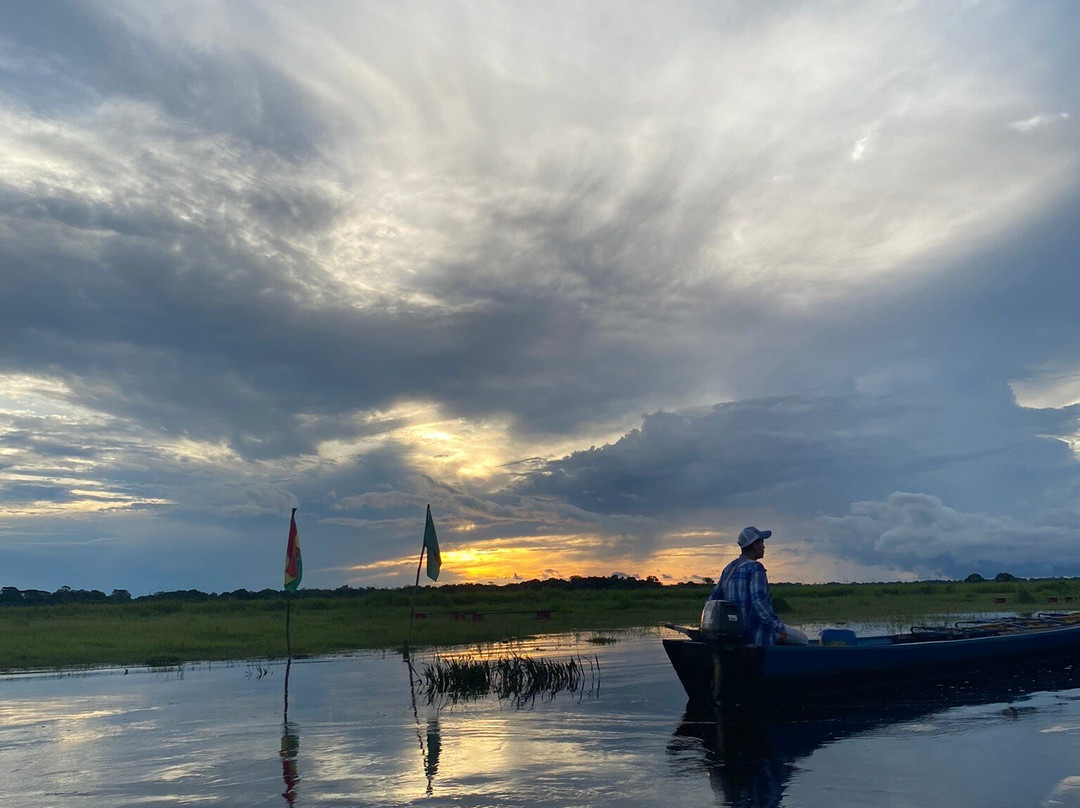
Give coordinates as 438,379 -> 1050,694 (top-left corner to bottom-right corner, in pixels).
284,594 -> 293,722
286,594 -> 293,659
405,507 -> 427,657
283,655 -> 292,724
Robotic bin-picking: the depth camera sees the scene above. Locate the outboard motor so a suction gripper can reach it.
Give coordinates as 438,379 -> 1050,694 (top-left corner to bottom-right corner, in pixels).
700,599 -> 747,644
699,600 -> 748,708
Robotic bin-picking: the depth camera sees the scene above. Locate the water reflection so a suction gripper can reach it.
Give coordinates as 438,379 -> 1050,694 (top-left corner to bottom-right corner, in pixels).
423,716 -> 442,793
669,662 -> 1080,808
670,720 -> 780,807
280,722 -> 300,806
407,659 -> 442,794
5,632 -> 1080,807
280,655 -> 301,805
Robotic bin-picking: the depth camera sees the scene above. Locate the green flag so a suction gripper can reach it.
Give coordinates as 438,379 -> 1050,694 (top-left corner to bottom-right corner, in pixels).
423,505 -> 441,581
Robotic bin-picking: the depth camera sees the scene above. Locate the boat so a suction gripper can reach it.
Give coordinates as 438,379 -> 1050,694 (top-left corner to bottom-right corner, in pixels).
669,659 -> 1080,806
662,602 -> 1080,716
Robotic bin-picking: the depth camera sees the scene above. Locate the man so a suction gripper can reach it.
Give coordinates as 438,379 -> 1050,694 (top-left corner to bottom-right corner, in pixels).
710,526 -> 807,646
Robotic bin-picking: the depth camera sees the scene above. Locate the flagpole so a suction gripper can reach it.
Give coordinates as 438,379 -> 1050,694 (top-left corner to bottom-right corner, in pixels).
405,514 -> 427,660
406,503 -> 441,660
286,591 -> 293,659
284,592 -> 293,723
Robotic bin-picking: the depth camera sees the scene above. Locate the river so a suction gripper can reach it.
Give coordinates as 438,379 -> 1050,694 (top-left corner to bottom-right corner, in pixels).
3,627 -> 1080,806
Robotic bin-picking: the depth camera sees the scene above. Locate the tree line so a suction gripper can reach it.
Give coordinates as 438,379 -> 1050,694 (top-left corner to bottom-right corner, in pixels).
0,574 -> 687,607
1,571 -> 1030,607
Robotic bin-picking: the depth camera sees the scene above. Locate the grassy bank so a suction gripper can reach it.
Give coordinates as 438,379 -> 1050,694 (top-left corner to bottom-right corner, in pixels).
2,578 -> 1078,671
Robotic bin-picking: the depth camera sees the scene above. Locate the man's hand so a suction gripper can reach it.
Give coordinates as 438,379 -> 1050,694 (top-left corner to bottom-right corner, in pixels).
778,629 -> 788,643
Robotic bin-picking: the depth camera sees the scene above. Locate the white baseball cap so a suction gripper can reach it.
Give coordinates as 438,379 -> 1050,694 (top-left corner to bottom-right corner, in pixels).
737,526 -> 772,547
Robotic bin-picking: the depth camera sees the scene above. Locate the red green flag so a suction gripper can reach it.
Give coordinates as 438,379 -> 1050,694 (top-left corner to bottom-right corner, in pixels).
423,505 -> 441,581
284,508 -> 302,592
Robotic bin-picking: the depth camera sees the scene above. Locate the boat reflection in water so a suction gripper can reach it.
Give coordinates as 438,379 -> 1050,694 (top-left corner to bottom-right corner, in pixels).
668,662 -> 1080,808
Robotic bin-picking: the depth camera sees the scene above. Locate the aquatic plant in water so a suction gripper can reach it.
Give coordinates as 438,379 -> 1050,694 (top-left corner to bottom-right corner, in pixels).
586,634 -> 619,644
418,652 -> 600,707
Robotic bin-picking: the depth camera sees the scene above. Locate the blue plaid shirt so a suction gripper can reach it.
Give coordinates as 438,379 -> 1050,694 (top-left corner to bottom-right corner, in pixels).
709,558 -> 785,646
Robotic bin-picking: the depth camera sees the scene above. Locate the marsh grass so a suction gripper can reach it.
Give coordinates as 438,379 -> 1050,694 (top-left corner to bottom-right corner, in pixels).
585,634 -> 619,644
418,652 -> 598,707
2,578 -> 1078,671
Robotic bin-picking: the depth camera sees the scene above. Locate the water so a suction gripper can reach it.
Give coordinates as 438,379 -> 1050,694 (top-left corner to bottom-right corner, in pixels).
3,629 -> 1080,807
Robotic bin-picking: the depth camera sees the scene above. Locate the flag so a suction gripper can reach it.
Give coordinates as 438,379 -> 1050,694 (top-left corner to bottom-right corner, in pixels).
284,508 -> 302,592
423,504 -> 441,581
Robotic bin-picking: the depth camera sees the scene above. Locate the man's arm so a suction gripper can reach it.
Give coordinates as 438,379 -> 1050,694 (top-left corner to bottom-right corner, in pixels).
746,564 -> 786,638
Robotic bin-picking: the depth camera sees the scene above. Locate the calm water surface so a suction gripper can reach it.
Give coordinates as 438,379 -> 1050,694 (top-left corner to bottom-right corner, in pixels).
3,628 -> 1080,807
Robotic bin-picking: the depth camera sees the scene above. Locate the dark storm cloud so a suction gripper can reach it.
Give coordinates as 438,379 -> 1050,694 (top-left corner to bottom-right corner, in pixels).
519,388 -> 1079,518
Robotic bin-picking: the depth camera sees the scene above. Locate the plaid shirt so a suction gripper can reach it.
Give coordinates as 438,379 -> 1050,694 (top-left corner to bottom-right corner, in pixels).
709,557 -> 785,646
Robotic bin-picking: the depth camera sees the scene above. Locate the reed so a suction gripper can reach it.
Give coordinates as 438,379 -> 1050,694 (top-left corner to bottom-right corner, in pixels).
418,652 -> 599,707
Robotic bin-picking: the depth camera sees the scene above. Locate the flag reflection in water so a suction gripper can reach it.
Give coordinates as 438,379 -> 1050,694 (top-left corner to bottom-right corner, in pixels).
280,722 -> 300,806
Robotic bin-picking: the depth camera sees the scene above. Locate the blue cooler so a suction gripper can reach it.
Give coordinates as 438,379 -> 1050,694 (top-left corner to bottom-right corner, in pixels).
820,628 -> 857,646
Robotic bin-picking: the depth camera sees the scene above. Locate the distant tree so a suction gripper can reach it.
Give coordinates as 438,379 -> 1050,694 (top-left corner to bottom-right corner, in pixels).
994,572 -> 1017,582
964,573 -> 985,583
0,587 -> 22,605
109,589 -> 132,603
52,585 -> 74,604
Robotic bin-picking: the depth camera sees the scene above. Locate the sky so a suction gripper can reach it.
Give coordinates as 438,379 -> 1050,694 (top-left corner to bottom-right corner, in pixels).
2,1 -> 1080,595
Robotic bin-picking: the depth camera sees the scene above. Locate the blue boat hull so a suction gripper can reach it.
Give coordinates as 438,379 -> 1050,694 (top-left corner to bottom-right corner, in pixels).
663,622 -> 1080,715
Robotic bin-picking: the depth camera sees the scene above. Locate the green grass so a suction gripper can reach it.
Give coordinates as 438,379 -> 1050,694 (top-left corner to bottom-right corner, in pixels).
2,578 -> 1078,671
770,578 -> 1079,621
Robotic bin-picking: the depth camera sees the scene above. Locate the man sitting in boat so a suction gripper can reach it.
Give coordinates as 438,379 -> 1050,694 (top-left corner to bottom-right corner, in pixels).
710,526 -> 808,646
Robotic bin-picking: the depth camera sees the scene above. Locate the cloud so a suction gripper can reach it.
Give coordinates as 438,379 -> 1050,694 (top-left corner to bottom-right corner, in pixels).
4,1 -> 1078,455
1008,113 -> 1071,132
813,492 -> 1080,579
1,2 -> 1080,590
215,486 -> 299,518
518,386 -> 1079,520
